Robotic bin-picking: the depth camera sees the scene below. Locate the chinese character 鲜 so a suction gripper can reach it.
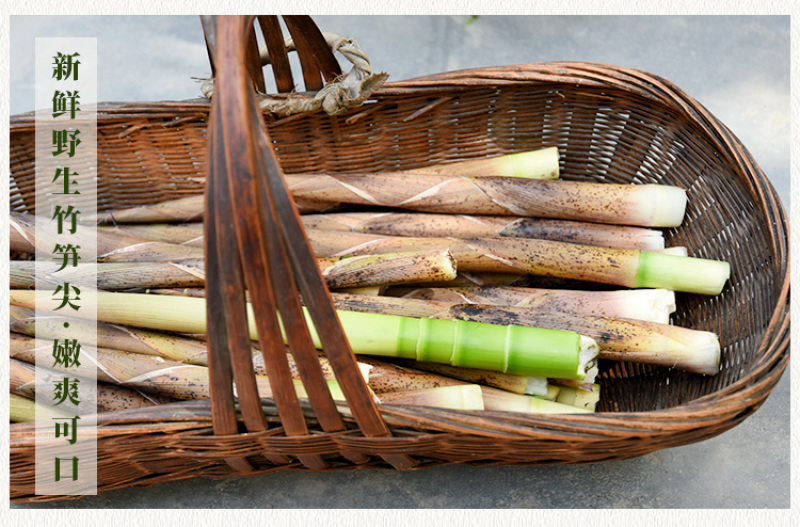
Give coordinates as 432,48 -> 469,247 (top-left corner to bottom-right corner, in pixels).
52,90 -> 81,119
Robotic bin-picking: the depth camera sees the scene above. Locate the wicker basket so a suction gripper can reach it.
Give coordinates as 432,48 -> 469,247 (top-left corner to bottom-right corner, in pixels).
8,16 -> 789,503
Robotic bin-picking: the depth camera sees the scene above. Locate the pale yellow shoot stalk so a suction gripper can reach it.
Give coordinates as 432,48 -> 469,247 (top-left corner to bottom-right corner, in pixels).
555,383 -> 602,412
478,386 -> 592,414
377,385 -> 485,411
412,147 -> 560,179
10,393 -> 75,423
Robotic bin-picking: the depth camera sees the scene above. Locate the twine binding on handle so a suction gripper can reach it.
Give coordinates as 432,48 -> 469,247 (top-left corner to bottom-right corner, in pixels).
201,27 -> 389,116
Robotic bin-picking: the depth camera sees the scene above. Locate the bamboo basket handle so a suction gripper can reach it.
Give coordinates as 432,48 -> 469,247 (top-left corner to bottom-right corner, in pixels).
202,15 -> 415,470
201,15 -> 388,117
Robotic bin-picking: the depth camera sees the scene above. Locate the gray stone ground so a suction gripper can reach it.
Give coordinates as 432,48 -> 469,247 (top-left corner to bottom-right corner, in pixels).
7,15 -> 791,509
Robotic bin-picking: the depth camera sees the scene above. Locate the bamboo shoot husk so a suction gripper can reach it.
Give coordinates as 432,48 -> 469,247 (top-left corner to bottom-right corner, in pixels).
9,355 -> 164,414
10,306 -> 210,365
388,285 -> 677,324
10,248 -> 458,291
85,147 -> 560,224
10,210 -> 204,262
381,358 -> 547,396
282,173 -> 687,227
98,215 -> 670,253
9,332 -> 276,402
98,222 -> 205,246
91,195 -> 205,224
301,211 -> 666,250
90,173 -> 685,227
10,259 -> 206,290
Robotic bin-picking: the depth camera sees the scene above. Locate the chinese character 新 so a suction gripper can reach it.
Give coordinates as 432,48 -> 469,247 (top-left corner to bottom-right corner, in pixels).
52,52 -> 80,81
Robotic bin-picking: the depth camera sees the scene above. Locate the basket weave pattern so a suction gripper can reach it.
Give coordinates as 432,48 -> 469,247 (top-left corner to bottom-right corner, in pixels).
8,59 -> 789,502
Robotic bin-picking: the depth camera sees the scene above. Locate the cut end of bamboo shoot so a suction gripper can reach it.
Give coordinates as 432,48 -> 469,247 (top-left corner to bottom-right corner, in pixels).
599,324 -> 721,375
555,383 -> 601,411
524,376 -> 550,397
615,289 -> 677,324
542,384 -> 562,401
679,332 -> 722,376
656,246 -> 689,257
579,336 -> 600,385
635,251 -> 731,295
646,185 -> 687,228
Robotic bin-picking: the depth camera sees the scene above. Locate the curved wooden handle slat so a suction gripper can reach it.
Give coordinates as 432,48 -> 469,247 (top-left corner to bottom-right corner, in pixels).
283,15 -> 343,89
204,15 -> 415,469
257,15 -> 295,93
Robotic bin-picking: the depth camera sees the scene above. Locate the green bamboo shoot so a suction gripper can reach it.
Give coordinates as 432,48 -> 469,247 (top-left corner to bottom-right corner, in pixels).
305,230 -> 730,295
10,290 -> 599,381
326,294 -> 719,375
